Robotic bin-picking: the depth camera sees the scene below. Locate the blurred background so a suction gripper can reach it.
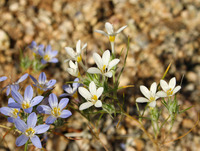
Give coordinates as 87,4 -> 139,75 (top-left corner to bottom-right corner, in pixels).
0,0 -> 199,150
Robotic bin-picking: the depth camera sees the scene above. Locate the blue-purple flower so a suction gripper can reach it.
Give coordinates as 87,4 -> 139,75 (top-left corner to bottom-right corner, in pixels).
14,112 -> 50,148
9,85 -> 44,113
38,45 -> 58,64
0,98 -> 20,123
30,72 -> 56,95
60,78 -> 80,98
3,73 -> 28,96
0,76 -> 7,82
37,93 -> 72,125
29,41 -> 44,56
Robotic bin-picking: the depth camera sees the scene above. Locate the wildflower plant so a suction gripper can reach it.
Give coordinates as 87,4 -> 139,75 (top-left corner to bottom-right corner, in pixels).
0,21 -> 195,151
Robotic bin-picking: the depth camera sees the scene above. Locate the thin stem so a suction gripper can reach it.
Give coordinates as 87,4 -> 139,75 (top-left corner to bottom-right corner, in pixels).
24,141 -> 28,151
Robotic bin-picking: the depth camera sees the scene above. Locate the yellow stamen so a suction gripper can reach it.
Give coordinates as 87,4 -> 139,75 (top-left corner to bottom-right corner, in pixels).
25,127 -> 35,137
33,52 -> 36,57
12,109 -> 19,118
92,95 -> 98,101
77,72 -> 81,78
22,102 -> 30,109
149,96 -> 155,102
51,107 -> 61,117
37,87 -> 44,95
72,92 -> 78,99
109,36 -> 115,42
77,56 -> 82,63
44,54 -> 51,61
166,88 -> 173,96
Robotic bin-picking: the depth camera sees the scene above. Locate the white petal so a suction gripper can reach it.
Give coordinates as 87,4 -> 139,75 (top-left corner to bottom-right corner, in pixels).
87,67 -> 101,74
140,86 -> 150,99
89,81 -> 96,96
105,22 -> 114,35
78,87 -> 92,100
93,53 -> 103,69
79,102 -> 93,110
94,100 -> 102,108
66,68 -> 77,77
97,87 -> 104,98
172,86 -> 181,95
102,50 -> 110,66
160,80 -> 169,92
149,101 -> 156,107
94,30 -> 108,36
108,59 -> 120,71
82,43 -> 87,50
104,71 -> 113,78
116,25 -> 127,34
65,47 -> 76,59
169,77 -> 176,89
76,40 -> 81,54
69,60 -> 78,69
156,91 -> 167,98
136,97 -> 149,103
150,82 -> 157,94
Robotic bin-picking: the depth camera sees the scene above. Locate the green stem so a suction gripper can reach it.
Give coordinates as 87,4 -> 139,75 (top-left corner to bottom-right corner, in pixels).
24,141 -> 28,151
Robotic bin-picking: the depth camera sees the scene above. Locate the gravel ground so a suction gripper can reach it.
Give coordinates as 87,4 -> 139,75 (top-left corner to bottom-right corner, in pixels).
0,0 -> 200,151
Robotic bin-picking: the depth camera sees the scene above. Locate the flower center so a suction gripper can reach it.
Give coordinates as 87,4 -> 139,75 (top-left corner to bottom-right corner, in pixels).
72,91 -> 78,99
166,88 -> 173,96
44,54 -> 51,61
149,96 -> 155,102
77,56 -> 82,63
101,65 -> 107,73
51,107 -> 61,117
25,127 -> 35,137
109,36 -> 115,42
92,95 -> 98,102
22,102 -> 30,109
12,109 -> 19,118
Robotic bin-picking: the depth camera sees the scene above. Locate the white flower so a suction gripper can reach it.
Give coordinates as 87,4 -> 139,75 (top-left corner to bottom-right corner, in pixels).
87,50 -> 120,78
136,82 -> 160,108
95,22 -> 127,53
157,77 -> 181,97
66,61 -> 80,77
64,40 -> 87,63
78,81 -> 104,110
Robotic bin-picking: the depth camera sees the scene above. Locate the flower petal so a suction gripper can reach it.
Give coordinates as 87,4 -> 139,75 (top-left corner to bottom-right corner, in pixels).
60,110 -> 72,118
96,87 -> 104,98
50,58 -> 58,63
16,134 -> 29,146
29,75 -> 38,84
89,81 -> 96,96
17,73 -> 28,83
11,90 -> 23,104
169,77 -> 176,89
35,124 -> 50,134
136,97 -> 149,103
156,91 -> 167,98
65,47 -> 76,59
76,40 -> 81,54
140,86 -> 150,99
94,30 -> 108,36
30,135 -> 42,148
94,100 -> 102,108
8,102 -> 21,108
48,93 -> 58,109
104,71 -> 113,78
116,25 -> 127,34
160,80 -> 169,92
78,87 -> 92,100
108,59 -> 120,71
58,98 -> 69,110
105,22 -> 114,35
0,107 -> 12,116
31,96 -> 44,107
79,102 -> 93,110
93,53 -> 103,70
102,50 -> 110,66
45,116 -> 57,125
87,67 -> 101,74
24,85 -> 33,101
0,76 -> 7,82
172,86 -> 181,95
150,82 -> 157,94
14,119 -> 27,133
149,101 -> 156,107
46,79 -> 56,88
39,72 -> 46,84
27,112 -> 37,128
37,105 -> 51,114
24,107 -> 33,113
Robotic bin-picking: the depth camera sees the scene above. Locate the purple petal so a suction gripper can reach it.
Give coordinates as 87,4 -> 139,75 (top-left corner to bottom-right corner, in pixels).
63,85 -> 73,94
17,73 -> 28,83
29,75 -> 39,84
24,85 -> 33,101
27,112 -> 37,128
50,58 -> 58,63
45,45 -> 51,52
39,72 -> 46,84
46,79 -> 56,88
11,84 -> 19,91
30,96 -> 44,107
0,107 -> 12,116
16,134 -> 29,146
41,59 -> 47,64
35,124 -> 50,134
38,49 -> 44,56
45,116 -> 57,125
48,93 -> 58,109
37,105 -> 51,114
6,87 -> 11,96
73,78 -> 80,90
50,51 -> 58,57
0,76 -> 7,82
8,102 -> 21,109
24,107 -> 33,113
7,117 -> 15,123
60,110 -> 72,118
59,93 -> 70,97
30,135 -> 42,148
58,98 -> 69,110
14,119 -> 27,133
11,90 -> 23,104
8,98 -> 15,104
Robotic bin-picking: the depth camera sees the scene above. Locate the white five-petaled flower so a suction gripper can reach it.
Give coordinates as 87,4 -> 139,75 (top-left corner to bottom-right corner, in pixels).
66,60 -> 80,77
78,81 -> 103,110
87,50 -> 120,78
157,77 -> 181,97
95,22 -> 127,53
136,82 -> 160,108
64,40 -> 87,63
